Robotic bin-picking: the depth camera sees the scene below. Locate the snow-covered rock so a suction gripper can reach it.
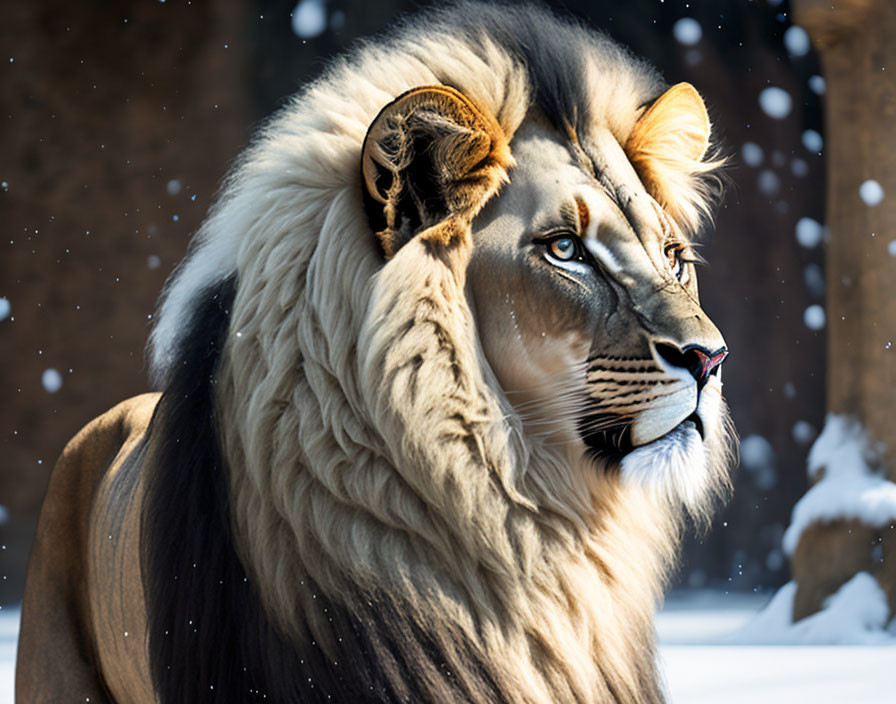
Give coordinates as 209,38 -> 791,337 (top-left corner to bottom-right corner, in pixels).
744,414 -> 896,645
733,573 -> 894,645
782,414 -> 896,554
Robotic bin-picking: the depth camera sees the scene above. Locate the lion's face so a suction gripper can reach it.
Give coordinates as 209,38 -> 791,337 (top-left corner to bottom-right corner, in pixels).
467,117 -> 727,495
360,82 -> 730,503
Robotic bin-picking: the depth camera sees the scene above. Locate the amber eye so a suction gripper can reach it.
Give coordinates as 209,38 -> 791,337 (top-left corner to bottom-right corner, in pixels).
670,255 -> 683,280
548,237 -> 579,261
665,244 -> 680,274
665,243 -> 691,284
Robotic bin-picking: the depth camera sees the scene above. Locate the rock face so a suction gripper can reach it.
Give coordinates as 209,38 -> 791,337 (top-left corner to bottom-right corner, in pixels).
0,0 -> 248,603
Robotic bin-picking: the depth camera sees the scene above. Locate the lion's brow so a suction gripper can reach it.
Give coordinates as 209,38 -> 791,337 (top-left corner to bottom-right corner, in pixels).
574,195 -> 591,234
558,200 -> 581,234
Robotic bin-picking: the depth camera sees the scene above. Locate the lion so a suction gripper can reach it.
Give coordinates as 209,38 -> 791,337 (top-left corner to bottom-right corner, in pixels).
16,3 -> 735,703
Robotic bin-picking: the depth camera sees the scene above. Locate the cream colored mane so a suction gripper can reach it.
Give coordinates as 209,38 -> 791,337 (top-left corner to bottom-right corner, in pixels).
148,4 -> 730,702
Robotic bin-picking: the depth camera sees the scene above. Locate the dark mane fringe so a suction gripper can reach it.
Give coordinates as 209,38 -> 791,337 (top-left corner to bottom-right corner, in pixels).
142,275 -> 259,701
142,275 -> 320,702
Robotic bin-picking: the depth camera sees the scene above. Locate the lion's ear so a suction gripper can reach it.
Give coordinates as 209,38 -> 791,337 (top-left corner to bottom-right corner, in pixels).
626,83 -> 717,233
361,85 -> 512,258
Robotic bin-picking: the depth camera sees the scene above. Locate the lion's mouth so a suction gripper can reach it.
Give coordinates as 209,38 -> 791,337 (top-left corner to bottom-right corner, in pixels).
580,413 -> 703,462
579,414 -> 634,461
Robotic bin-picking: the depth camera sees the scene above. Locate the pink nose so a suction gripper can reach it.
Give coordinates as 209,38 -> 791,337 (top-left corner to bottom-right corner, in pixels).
655,343 -> 728,390
687,346 -> 728,388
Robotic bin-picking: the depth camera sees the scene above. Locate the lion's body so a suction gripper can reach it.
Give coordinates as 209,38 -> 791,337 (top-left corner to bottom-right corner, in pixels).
17,395 -> 157,703
18,4 -> 734,703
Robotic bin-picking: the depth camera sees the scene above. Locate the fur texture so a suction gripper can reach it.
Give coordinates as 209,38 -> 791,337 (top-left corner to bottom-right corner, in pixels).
141,3 -> 734,702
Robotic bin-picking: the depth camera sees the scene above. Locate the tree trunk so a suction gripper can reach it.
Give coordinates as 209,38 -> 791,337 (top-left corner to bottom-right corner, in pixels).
790,0 -> 896,620
795,0 -> 896,473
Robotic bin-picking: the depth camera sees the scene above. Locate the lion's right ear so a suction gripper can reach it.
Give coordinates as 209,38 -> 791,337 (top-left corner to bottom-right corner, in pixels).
361,85 -> 512,258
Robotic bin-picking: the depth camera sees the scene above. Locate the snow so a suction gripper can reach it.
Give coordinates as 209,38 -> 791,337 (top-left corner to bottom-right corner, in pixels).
795,217 -> 823,248
683,48 -> 702,68
780,413 -> 896,556
889,239 -> 896,257
147,254 -> 161,270
741,141 -> 763,167
803,263 -> 825,297
0,505 -> 7,525
765,548 -> 785,571
662,646 -> 893,703
801,129 -> 823,154
0,297 -> 9,322
791,420 -> 817,446
783,26 -> 811,57
734,574 -> 894,645
741,434 -> 777,490
806,413 -> 882,481
291,0 -> 327,39
757,170 -> 780,197
41,368 -> 62,393
673,18 -> 702,46
166,178 -> 182,196
657,590 -> 894,703
859,179 -> 885,206
783,474 -> 896,554
790,158 -> 808,178
741,435 -> 774,470
802,304 -> 825,331
808,74 -> 826,95
759,87 -> 792,119
1,609 -> 16,703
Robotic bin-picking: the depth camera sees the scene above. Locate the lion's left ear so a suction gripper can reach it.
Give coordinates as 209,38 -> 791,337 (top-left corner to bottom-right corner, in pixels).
626,83 -> 718,233
361,85 -> 512,258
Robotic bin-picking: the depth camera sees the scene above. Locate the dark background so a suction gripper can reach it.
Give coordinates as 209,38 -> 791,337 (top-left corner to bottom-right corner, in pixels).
0,0 -> 825,604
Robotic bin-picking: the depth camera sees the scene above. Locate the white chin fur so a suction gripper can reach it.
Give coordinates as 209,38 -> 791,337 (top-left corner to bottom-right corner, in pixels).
620,422 -> 707,506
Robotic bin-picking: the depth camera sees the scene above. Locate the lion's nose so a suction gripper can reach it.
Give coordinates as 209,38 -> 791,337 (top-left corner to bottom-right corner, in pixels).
654,342 -> 728,390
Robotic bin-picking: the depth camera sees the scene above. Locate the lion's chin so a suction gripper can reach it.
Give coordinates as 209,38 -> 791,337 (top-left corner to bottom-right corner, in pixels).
619,420 -> 708,505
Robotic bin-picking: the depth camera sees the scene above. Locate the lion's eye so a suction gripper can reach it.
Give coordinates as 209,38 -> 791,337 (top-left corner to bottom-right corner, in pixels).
665,243 -> 689,284
547,236 -> 581,261
670,256 -> 683,280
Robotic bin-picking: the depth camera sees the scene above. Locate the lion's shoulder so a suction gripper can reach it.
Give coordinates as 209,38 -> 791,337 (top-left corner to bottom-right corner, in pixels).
46,393 -> 159,513
67,393 -> 159,459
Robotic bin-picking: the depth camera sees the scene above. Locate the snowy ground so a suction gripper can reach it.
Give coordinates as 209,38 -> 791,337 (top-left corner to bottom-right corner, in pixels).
657,590 -> 893,703
1,608 -> 16,702
0,592 -> 892,702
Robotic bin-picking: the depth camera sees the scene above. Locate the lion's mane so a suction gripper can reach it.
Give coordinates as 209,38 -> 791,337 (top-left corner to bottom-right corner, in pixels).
143,4 -> 731,702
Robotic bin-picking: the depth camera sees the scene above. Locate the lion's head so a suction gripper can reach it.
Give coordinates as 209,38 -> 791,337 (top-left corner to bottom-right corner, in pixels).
147,3 -> 734,702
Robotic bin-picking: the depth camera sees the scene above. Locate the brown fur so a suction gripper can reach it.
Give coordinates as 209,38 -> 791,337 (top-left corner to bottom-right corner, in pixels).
16,394 -> 159,702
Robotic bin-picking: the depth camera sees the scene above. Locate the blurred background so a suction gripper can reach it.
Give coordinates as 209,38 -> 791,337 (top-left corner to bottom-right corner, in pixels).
0,0 -> 828,606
